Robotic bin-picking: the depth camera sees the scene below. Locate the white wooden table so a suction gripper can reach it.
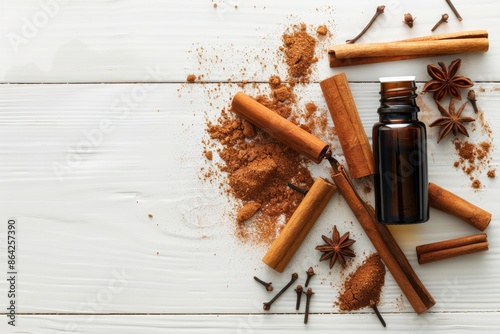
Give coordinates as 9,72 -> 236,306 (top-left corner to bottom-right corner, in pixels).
1,0 -> 499,332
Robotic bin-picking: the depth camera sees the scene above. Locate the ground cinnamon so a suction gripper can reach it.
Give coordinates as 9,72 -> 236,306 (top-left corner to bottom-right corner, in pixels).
207,109 -> 314,244
338,253 -> 385,311
237,202 -> 262,223
199,24 -> 329,245
453,139 -> 494,188
282,29 -> 317,81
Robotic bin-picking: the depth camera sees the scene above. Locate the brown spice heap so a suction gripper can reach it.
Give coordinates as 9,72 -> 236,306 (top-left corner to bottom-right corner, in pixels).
281,28 -> 317,81
202,25 -> 329,244
207,106 -> 314,244
453,139 -> 494,188
337,253 -> 386,311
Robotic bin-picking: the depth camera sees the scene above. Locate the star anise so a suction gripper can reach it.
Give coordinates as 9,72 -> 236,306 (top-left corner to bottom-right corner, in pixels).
430,99 -> 475,143
423,58 -> 474,101
315,225 -> 355,269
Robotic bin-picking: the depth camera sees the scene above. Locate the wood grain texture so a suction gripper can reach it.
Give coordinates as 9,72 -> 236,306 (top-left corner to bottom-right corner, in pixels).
3,313 -> 500,333
1,0 -> 500,82
0,83 -> 498,323
1,0 -> 500,331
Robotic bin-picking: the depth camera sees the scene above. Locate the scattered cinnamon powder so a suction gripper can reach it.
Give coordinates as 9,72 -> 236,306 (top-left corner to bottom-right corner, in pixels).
186,74 -> 196,83
237,202 -> 262,223
305,102 -> 318,117
205,150 -> 213,160
201,25 -> 330,244
273,86 -> 293,102
337,253 -> 386,311
229,157 -> 278,200
242,120 -> 256,138
487,169 -> 496,178
316,25 -> 328,36
281,29 -> 317,81
269,75 -> 281,88
207,105 -> 314,244
455,141 -> 476,164
453,139 -> 494,187
449,99 -> 495,188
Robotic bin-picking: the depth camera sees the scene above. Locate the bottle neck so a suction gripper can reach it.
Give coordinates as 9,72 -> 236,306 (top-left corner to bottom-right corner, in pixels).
378,78 -> 419,121
379,111 -> 418,123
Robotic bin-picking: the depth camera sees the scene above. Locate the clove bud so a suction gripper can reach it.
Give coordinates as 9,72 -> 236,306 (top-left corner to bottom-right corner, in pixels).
431,13 -> 449,32
263,273 -> 298,311
467,90 -> 479,113
403,13 -> 415,28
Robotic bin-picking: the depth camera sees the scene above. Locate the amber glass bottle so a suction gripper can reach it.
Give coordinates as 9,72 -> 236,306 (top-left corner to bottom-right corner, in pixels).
373,77 -> 429,224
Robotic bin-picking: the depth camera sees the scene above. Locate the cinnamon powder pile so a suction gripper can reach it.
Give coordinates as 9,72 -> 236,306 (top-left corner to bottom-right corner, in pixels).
204,25 -> 329,244
337,253 -> 386,311
207,95 -> 314,244
281,27 -> 317,82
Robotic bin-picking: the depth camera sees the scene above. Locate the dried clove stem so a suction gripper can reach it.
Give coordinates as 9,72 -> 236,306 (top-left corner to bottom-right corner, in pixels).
287,183 -> 308,195
372,305 -> 386,327
304,267 -> 315,287
303,288 -> 314,324
445,0 -> 463,21
431,13 -> 449,32
295,285 -> 303,310
346,5 -> 385,44
467,90 -> 479,113
253,276 -> 273,291
263,273 -> 298,310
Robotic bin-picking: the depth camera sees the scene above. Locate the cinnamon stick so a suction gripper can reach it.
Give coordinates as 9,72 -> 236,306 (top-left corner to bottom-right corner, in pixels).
262,178 -> 337,272
328,157 -> 435,314
231,92 -> 330,163
320,73 -> 374,178
428,183 -> 492,231
416,233 -> 488,264
328,30 -> 489,67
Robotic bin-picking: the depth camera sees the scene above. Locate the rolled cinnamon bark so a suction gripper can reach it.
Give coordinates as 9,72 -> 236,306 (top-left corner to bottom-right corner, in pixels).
320,73 -> 375,178
328,157 -> 435,314
262,177 -> 336,272
416,233 -> 488,264
328,30 -> 489,67
331,38 -> 488,59
231,92 -> 330,163
428,183 -> 492,231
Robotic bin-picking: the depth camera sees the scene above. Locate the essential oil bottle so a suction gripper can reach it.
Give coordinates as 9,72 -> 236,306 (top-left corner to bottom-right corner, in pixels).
373,76 -> 429,224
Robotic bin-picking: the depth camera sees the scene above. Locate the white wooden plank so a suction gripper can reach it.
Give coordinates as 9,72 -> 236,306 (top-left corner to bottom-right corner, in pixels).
1,313 -> 500,333
0,83 -> 498,318
1,0 -> 500,83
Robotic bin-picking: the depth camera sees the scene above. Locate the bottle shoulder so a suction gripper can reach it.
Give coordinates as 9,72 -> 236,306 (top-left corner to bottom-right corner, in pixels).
374,120 -> 426,129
